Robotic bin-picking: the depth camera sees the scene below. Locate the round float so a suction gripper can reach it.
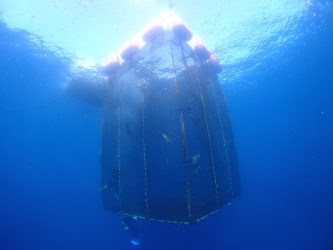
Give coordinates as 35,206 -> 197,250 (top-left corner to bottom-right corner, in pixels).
143,25 -> 165,43
103,56 -> 121,75
120,44 -> 140,61
208,54 -> 223,73
194,44 -> 212,61
172,22 -> 193,42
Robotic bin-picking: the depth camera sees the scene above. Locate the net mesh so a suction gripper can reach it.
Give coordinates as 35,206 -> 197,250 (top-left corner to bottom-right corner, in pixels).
100,26 -> 240,224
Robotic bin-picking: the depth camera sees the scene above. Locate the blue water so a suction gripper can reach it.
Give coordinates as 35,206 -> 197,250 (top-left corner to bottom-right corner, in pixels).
1,1 -> 333,250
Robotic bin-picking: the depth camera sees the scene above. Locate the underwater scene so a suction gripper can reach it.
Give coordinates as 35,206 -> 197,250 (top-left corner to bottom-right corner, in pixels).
0,0 -> 333,249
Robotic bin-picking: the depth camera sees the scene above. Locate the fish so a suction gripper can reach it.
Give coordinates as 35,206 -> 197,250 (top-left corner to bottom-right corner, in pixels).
161,132 -> 173,143
99,184 -> 109,192
192,153 -> 200,165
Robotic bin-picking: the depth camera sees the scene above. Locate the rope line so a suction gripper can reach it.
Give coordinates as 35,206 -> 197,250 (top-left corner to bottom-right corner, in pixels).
168,0 -> 174,10
210,76 -> 234,198
180,47 -> 220,208
141,95 -> 149,217
117,90 -> 124,212
196,73 -> 220,208
170,42 -> 192,219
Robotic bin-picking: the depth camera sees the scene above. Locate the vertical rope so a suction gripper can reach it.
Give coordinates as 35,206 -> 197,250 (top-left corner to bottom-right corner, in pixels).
117,91 -> 123,212
180,47 -> 220,208
196,75 -> 220,208
141,95 -> 149,217
210,76 -> 234,198
168,0 -> 174,10
170,42 -> 192,219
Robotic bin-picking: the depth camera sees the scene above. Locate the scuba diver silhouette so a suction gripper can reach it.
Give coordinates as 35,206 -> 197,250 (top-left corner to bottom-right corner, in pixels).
122,216 -> 140,246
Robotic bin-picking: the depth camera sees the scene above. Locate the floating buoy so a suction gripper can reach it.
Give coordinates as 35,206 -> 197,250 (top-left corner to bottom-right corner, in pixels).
172,22 -> 193,42
194,43 -> 212,61
120,44 -> 140,61
143,25 -> 165,43
103,56 -> 121,75
208,54 -> 223,73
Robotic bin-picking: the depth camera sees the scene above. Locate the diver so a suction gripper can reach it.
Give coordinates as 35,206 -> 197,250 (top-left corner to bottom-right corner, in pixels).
122,216 -> 141,247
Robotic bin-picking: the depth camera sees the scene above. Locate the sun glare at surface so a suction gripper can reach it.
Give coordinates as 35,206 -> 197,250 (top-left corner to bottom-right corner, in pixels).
1,0 -> 329,82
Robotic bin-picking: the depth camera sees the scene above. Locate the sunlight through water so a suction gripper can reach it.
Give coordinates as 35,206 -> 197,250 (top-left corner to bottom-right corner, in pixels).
0,0 -> 330,83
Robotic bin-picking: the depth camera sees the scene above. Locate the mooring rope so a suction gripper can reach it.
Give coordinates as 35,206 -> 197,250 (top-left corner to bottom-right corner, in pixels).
209,75 -> 234,198
141,95 -> 149,217
117,90 -> 124,212
180,46 -> 220,208
170,42 -> 192,219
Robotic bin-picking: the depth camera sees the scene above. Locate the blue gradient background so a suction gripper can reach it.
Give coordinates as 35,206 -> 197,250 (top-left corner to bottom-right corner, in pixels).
0,1 -> 333,249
